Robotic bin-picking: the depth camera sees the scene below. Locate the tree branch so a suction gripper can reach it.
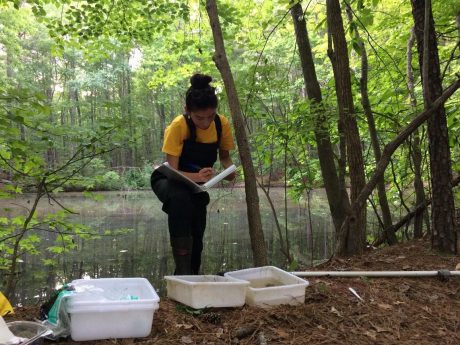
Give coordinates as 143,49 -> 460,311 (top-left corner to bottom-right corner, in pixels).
341,77 -> 460,231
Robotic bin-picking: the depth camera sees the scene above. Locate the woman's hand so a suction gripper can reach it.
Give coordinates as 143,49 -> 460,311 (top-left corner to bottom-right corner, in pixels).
197,167 -> 214,182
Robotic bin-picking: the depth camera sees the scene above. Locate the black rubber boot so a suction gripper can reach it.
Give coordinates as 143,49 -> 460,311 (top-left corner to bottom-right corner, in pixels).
191,233 -> 205,275
171,237 -> 193,275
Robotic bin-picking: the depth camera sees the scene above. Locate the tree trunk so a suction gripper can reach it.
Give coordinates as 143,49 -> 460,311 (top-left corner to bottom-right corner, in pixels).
345,5 -> 395,245
290,3 -> 350,236
74,89 -> 82,127
406,27 -> 428,239
126,58 -> 136,166
158,101 -> 166,143
327,0 -> 367,256
410,0 -> 457,254
206,0 -> 267,266
69,91 -> 76,126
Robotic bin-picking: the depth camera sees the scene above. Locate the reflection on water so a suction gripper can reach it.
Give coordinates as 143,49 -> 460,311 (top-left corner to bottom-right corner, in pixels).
0,188 -> 336,306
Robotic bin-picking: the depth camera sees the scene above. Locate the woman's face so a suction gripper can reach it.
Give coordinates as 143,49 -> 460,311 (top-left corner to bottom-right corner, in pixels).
189,108 -> 217,130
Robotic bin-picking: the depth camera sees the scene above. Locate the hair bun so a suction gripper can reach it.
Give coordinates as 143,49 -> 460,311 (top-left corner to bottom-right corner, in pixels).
190,73 -> 212,89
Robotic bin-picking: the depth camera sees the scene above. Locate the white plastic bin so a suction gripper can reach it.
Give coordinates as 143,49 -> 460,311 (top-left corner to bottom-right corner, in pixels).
225,266 -> 309,307
66,278 -> 159,341
7,321 -> 52,345
165,275 -> 249,309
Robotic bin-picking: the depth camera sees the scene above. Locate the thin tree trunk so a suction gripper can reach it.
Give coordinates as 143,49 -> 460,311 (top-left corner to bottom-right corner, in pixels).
345,5 -> 395,244
457,13 -> 460,40
374,175 -> 460,247
4,181 -> 45,299
406,27 -> 428,239
68,58 -> 77,126
126,58 -> 136,166
206,0 -> 267,266
69,91 -> 76,126
327,0 -> 367,256
90,89 -> 96,127
411,0 -> 457,254
290,3 -> 350,236
74,89 -> 82,126
6,45 -> 26,142
158,101 -> 166,142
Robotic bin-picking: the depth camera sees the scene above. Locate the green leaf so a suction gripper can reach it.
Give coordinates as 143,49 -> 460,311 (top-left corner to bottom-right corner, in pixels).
352,40 -> 362,55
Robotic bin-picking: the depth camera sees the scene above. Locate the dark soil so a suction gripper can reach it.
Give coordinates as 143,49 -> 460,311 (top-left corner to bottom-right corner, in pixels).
6,239 -> 460,345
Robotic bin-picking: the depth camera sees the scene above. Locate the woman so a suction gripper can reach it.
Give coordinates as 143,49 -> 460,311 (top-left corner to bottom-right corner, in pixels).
151,73 -> 236,275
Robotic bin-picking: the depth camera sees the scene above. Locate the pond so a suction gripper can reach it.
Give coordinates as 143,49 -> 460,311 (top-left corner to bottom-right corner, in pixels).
1,187 -> 341,306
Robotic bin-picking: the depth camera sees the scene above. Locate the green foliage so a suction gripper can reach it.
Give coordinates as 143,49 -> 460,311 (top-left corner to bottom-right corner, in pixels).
100,171 -> 122,190
175,303 -> 204,315
123,164 -> 153,190
1,0 -> 459,296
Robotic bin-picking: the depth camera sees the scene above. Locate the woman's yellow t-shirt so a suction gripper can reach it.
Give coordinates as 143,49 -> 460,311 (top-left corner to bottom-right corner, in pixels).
162,114 -> 235,157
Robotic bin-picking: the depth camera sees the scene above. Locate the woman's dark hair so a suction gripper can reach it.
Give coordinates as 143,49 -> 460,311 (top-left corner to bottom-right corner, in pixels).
185,73 -> 218,112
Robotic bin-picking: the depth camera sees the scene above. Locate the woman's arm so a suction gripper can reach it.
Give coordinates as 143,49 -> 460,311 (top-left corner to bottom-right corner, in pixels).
219,149 -> 236,181
166,154 -> 214,183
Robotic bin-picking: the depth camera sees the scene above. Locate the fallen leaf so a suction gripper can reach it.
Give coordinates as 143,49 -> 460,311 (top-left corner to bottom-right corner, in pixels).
181,336 -> 193,344
381,258 -> 395,263
428,294 -> 439,302
455,263 -> 460,271
330,306 -> 343,317
372,325 -> 389,333
365,330 -> 377,340
216,328 -> 224,338
393,301 -> 405,305
377,303 -> 393,310
397,255 -> 406,260
274,328 -> 290,338
398,284 -> 410,293
176,323 -> 193,330
402,265 -> 411,270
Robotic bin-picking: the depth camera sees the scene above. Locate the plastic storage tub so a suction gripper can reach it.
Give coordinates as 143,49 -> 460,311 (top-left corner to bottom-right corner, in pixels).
66,278 -> 159,341
7,321 -> 52,345
225,266 -> 309,307
165,275 -> 249,309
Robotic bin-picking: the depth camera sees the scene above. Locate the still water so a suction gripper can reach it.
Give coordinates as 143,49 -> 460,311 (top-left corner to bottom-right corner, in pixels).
1,188 -> 337,306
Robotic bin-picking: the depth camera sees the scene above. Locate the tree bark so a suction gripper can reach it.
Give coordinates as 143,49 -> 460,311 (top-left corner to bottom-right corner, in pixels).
345,5 -> 395,245
206,0 -> 268,266
406,27 -> 428,239
158,101 -> 166,142
410,0 -> 457,254
290,3 -> 350,236
327,0 -> 367,256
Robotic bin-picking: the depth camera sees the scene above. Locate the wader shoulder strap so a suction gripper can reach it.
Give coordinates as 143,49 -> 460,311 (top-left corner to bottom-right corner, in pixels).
214,114 -> 222,145
183,114 -> 197,142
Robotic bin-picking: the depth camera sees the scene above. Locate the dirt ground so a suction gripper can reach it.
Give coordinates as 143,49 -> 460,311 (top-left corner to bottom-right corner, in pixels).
7,239 -> 460,345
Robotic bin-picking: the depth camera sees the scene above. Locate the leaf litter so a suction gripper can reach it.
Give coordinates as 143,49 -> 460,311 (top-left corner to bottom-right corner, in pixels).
6,239 -> 459,345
